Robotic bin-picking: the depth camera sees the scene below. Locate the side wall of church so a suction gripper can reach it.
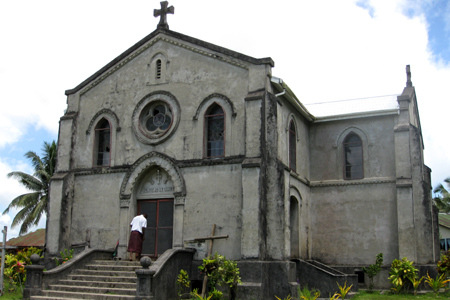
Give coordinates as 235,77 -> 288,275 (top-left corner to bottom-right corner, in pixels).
309,115 -> 399,264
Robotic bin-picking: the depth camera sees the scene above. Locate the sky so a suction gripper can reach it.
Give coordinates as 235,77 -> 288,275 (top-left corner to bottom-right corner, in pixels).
0,0 -> 449,240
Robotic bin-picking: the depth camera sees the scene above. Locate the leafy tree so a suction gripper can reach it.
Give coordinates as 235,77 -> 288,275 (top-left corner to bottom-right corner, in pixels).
433,177 -> 450,212
3,141 -> 57,235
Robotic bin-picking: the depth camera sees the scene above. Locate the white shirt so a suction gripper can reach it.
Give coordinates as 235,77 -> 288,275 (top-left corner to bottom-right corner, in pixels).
130,215 -> 147,233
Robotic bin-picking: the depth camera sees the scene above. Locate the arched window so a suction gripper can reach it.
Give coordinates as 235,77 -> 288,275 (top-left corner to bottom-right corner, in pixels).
343,133 -> 363,179
289,120 -> 296,171
204,104 -> 224,158
94,118 -> 111,166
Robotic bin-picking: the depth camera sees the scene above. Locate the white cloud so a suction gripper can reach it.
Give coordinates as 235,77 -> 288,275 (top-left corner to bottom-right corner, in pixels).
0,0 -> 449,201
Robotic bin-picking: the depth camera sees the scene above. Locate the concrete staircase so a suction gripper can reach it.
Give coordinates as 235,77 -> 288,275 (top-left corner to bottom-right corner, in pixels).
31,260 -> 141,300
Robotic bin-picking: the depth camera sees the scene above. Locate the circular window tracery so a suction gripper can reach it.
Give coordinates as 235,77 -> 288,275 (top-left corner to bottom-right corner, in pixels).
140,101 -> 173,138
132,91 -> 180,145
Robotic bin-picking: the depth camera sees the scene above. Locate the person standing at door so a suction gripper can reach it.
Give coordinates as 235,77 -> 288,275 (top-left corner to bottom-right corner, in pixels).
127,213 -> 148,261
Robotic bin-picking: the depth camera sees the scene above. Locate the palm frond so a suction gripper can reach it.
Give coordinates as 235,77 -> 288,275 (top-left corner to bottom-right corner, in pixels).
5,140 -> 57,235
7,171 -> 43,192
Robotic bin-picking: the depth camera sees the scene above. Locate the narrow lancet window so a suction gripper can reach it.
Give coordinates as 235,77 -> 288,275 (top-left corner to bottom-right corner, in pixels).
95,118 -> 111,166
205,104 -> 225,157
344,133 -> 363,179
156,59 -> 162,79
289,120 -> 297,172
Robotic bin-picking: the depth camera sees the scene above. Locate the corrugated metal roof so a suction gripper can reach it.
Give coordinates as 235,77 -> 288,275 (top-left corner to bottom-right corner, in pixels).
440,214 -> 450,229
305,94 -> 399,118
2,229 -> 45,247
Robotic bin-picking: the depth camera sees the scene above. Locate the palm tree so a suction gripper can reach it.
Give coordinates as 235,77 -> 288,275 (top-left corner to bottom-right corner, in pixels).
434,177 -> 450,213
3,141 -> 57,235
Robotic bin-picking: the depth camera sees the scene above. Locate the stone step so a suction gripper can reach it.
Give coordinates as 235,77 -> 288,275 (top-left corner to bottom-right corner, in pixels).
36,290 -> 135,300
70,269 -> 136,277
49,284 -> 135,296
85,264 -> 140,272
92,260 -> 140,266
58,279 -> 136,289
67,274 -> 137,283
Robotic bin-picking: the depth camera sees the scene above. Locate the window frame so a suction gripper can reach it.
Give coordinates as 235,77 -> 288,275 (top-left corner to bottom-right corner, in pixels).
203,103 -> 225,158
93,118 -> 112,167
289,120 -> 297,172
343,133 -> 364,180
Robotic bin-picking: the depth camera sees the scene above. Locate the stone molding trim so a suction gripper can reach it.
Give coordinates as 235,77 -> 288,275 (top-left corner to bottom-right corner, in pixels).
193,93 -> 237,120
177,155 -> 245,168
119,151 -> 186,200
72,167 -> 130,177
310,178 -> 396,187
289,171 -> 310,186
74,36 -> 249,96
174,196 -> 187,206
131,91 -> 181,145
289,185 -> 302,204
245,90 -> 265,101
120,199 -> 131,208
333,126 -> 372,148
60,112 -> 78,121
86,109 -> 121,135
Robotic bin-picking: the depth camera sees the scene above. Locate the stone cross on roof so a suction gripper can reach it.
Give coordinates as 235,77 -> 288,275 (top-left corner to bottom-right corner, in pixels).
154,1 -> 174,30
406,65 -> 413,87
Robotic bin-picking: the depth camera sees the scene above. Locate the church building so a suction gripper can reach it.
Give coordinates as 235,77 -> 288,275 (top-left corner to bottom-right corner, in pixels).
47,2 -> 439,298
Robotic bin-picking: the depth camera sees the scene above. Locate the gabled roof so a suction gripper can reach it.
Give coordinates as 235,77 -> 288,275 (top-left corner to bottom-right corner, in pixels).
439,214 -> 450,229
2,229 -> 45,248
65,28 -> 274,96
305,95 -> 399,121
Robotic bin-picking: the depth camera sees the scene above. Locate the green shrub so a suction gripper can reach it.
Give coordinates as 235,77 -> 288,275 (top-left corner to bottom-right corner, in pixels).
388,257 -> 418,293
198,252 -> 241,300
362,253 -> 383,291
297,285 -> 320,300
437,250 -> 450,277
3,247 -> 42,292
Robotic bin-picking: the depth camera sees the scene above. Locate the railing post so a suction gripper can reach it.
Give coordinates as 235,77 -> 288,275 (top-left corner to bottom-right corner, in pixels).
23,254 -> 44,299
136,256 -> 155,300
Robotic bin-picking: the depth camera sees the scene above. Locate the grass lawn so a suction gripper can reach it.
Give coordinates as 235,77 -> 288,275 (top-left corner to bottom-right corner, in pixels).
351,291 -> 450,300
1,282 -> 23,300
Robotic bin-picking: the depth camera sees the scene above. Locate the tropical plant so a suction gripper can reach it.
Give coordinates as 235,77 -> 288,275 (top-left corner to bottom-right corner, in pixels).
177,269 -> 190,299
433,177 -> 450,212
425,272 -> 450,296
336,281 -> 352,299
408,274 -> 424,296
437,250 -> 450,277
3,247 -> 42,292
3,140 -> 57,235
297,285 -> 320,300
275,295 -> 292,300
388,257 -> 418,293
362,253 -> 383,291
190,289 -> 213,300
198,252 -> 241,300
55,248 -> 74,266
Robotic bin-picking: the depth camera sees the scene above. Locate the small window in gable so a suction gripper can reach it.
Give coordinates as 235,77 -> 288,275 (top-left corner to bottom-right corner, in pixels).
94,118 -> 111,167
156,59 -> 162,79
343,133 -> 363,179
289,120 -> 296,172
204,104 -> 225,158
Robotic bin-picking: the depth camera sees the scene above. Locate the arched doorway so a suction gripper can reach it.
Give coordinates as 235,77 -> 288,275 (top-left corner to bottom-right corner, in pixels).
290,196 -> 300,258
136,167 -> 174,258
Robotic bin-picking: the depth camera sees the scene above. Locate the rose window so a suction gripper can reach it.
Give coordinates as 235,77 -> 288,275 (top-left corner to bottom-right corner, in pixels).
140,101 -> 173,138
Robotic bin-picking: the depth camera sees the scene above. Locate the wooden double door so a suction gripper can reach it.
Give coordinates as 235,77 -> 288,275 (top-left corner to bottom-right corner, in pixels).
138,199 -> 174,258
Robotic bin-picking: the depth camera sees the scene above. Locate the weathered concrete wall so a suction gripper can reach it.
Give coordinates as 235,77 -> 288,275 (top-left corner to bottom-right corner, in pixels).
310,183 -> 398,265
71,37 -> 249,170
181,164 -> 243,260
309,116 -> 396,181
70,173 -> 124,250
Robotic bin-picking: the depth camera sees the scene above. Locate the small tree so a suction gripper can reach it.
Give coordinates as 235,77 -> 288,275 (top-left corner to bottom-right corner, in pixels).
362,253 -> 383,291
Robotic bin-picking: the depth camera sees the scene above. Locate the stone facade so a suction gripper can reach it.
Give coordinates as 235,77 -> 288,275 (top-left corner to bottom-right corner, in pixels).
47,21 -> 439,293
